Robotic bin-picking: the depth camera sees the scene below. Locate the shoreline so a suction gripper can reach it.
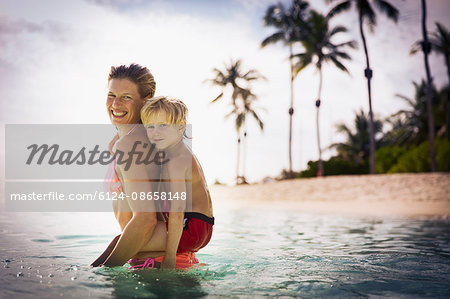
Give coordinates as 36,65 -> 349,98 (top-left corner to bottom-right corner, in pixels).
210,173 -> 450,218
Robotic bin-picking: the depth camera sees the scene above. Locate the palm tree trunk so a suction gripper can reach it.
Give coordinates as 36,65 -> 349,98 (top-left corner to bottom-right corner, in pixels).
288,44 -> 295,178
236,134 -> 241,183
359,13 -> 376,174
445,55 -> 450,141
243,129 -> 247,181
421,0 -> 437,171
316,67 -> 323,177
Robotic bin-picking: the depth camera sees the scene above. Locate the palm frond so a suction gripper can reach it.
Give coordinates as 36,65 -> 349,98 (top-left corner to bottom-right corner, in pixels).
293,52 -> 312,74
263,4 -> 279,26
210,92 -> 224,104
332,50 -> 351,60
262,31 -> 288,48
335,40 -> 358,49
363,3 -> 377,29
409,40 -> 422,55
263,3 -> 286,27
250,110 -> 264,131
243,69 -> 266,81
435,22 -> 449,40
430,22 -> 450,55
235,112 -> 245,132
329,25 -> 347,36
336,123 -> 352,135
374,0 -> 399,23
225,106 -> 237,119
330,55 -> 350,73
395,93 -> 415,107
326,1 -> 351,19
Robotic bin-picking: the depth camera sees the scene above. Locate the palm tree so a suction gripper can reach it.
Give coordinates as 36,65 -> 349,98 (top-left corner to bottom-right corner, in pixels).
384,80 -> 445,146
226,92 -> 264,184
206,59 -> 265,183
293,10 -> 357,176
431,23 -> 450,82
208,59 -> 261,107
261,0 -> 309,178
412,22 -> 450,141
326,0 -> 399,174
431,23 -> 450,141
418,0 -> 437,172
331,109 -> 382,165
412,22 -> 450,85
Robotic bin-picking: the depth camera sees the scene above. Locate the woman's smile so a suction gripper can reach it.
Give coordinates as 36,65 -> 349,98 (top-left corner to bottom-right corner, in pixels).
111,109 -> 127,118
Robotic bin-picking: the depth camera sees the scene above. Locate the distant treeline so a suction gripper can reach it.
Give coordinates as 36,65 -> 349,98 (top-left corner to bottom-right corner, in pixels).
298,82 -> 450,177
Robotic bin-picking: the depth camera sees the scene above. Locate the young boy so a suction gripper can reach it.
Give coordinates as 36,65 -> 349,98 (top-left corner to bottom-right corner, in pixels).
129,96 -> 214,270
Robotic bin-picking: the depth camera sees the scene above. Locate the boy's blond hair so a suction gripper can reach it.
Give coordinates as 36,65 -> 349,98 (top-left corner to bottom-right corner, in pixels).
141,96 -> 188,124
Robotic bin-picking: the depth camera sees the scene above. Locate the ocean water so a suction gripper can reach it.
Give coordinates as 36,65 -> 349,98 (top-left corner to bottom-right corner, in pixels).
1,203 -> 449,298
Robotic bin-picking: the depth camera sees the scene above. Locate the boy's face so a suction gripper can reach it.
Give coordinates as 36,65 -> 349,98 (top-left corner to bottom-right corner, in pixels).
144,111 -> 183,149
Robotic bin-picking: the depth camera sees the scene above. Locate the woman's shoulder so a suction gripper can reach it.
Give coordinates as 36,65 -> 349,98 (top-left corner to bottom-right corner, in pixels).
115,127 -> 149,152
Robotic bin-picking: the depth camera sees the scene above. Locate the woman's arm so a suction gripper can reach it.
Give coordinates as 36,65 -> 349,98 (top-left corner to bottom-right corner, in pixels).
90,234 -> 121,267
102,136 -> 158,266
113,180 -> 133,231
102,213 -> 156,266
111,134 -> 133,231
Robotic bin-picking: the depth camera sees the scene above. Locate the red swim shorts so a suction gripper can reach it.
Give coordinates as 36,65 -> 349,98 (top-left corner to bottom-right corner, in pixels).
166,212 -> 214,253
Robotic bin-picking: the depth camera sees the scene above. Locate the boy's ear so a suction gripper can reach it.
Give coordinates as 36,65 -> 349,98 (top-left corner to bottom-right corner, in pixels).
178,122 -> 186,134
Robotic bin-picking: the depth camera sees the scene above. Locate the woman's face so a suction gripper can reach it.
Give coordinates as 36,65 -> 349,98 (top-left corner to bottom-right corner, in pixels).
106,78 -> 144,125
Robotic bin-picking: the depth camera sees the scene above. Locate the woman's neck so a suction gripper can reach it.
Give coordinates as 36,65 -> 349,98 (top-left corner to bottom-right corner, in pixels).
117,124 -> 138,137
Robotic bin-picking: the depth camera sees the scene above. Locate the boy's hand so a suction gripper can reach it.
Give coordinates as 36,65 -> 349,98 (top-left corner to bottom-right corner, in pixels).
161,255 -> 176,270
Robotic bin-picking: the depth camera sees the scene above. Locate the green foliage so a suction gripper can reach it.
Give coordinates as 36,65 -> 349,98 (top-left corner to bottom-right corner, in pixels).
278,169 -> 300,180
299,157 -> 368,178
375,139 -> 450,173
375,146 -> 406,173
436,139 -> 450,171
300,139 -> 449,177
214,179 -> 224,185
388,142 -> 431,173
300,139 -> 450,177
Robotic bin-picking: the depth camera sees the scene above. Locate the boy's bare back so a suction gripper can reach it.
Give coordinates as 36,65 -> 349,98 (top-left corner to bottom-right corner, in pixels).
161,142 -> 213,218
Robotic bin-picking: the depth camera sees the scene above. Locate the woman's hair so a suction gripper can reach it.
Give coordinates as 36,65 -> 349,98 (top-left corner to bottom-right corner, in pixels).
108,63 -> 156,99
141,96 -> 188,125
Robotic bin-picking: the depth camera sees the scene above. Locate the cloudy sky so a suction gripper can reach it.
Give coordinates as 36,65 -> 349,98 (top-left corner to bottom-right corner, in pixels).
1,0 -> 449,184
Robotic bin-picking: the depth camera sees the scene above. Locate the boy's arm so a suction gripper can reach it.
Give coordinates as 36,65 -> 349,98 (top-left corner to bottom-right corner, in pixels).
162,158 -> 188,269
163,212 -> 184,269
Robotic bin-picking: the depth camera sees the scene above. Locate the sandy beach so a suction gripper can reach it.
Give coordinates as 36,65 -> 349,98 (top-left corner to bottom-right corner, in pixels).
210,173 -> 450,218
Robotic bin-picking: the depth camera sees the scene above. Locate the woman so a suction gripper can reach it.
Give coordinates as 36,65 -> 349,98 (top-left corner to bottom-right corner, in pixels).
90,63 -> 158,267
